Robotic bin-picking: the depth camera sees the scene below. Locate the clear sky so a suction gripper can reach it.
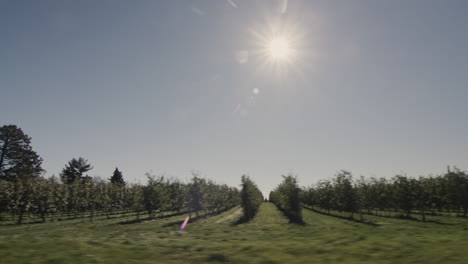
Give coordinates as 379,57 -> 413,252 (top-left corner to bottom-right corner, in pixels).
1,0 -> 468,196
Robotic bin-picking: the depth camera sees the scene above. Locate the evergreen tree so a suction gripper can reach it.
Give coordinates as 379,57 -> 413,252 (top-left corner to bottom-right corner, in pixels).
60,157 -> 93,184
0,125 -> 43,181
110,167 -> 125,185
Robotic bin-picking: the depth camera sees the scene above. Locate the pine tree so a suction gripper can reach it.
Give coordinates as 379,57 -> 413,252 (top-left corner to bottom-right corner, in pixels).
60,157 -> 93,184
0,125 -> 44,181
110,167 -> 125,185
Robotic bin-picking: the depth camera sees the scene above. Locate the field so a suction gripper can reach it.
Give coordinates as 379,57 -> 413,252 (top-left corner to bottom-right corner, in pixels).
1,203 -> 468,264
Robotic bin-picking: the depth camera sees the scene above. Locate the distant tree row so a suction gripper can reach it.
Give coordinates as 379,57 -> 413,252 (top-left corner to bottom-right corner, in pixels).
186,174 -> 239,218
240,175 -> 264,221
0,172 -> 239,224
269,175 -> 303,223
0,125 -> 240,224
301,167 -> 468,221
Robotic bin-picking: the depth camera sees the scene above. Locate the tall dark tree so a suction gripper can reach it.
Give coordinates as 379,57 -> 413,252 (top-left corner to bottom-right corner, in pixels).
110,167 -> 125,185
60,157 -> 93,184
0,125 -> 43,181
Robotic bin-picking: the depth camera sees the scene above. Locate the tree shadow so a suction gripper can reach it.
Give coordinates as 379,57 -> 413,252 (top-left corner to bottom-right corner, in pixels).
362,211 -> 454,225
0,220 -> 44,226
272,204 -> 305,225
161,206 -> 237,228
231,215 -> 252,226
303,206 -> 379,227
117,210 -> 190,225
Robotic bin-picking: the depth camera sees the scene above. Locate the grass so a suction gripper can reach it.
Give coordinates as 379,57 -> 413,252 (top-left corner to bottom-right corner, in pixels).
1,203 -> 468,263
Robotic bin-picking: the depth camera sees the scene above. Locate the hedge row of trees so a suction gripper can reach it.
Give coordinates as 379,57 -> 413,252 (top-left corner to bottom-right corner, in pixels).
186,175 -> 240,218
301,167 -> 468,221
0,125 -> 241,224
0,173 -> 239,224
240,175 -> 264,221
269,175 -> 303,223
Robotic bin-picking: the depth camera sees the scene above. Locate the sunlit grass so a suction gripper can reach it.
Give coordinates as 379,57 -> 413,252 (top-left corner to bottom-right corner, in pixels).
1,204 -> 468,263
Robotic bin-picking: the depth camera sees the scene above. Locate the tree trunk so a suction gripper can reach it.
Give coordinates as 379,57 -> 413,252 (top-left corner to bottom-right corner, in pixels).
41,212 -> 46,223
90,204 -> 95,222
17,211 -> 24,225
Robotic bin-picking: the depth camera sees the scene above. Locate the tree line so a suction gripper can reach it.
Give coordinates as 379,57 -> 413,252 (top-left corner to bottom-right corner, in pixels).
0,172 -> 240,224
4,124 -> 468,224
301,168 -> 468,222
0,125 -> 239,224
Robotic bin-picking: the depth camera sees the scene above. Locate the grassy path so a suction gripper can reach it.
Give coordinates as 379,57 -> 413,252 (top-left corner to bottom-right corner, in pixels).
1,204 -> 468,263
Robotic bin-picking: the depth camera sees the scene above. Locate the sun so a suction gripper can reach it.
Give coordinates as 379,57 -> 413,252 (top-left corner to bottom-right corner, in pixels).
259,32 -> 298,66
267,36 -> 293,61
249,16 -> 306,75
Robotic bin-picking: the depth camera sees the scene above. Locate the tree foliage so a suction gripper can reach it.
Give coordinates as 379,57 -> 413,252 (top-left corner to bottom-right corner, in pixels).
240,175 -> 263,221
60,157 -> 93,184
0,125 -> 43,181
187,173 -> 239,218
110,167 -> 125,185
269,175 -> 302,223
0,172 -> 239,224
301,167 -> 468,221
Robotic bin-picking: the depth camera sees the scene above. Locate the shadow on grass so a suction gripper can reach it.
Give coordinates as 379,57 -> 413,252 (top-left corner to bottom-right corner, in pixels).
360,211 -> 454,225
271,203 -> 305,226
117,210 -> 190,225
303,206 -> 379,227
206,253 -> 230,262
160,206 -> 237,228
232,203 -> 306,226
0,220 -> 45,226
231,215 -> 251,226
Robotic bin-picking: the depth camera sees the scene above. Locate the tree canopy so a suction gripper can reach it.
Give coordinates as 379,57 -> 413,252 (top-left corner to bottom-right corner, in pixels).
60,157 -> 93,184
110,167 -> 125,185
0,125 -> 43,181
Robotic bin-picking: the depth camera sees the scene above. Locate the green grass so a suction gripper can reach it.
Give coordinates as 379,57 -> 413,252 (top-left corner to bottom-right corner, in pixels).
1,203 -> 468,263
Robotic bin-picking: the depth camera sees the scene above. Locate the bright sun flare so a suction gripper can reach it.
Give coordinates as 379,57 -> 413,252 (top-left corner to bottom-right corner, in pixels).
267,36 -> 293,61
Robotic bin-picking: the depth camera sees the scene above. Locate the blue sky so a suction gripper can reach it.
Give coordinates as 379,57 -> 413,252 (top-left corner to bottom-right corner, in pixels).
1,0 -> 468,195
